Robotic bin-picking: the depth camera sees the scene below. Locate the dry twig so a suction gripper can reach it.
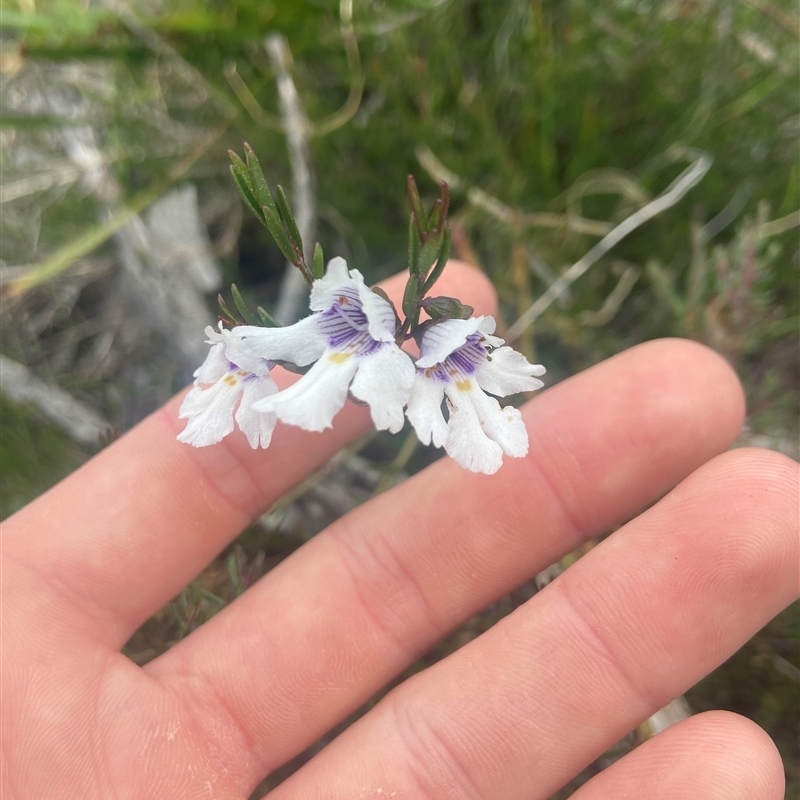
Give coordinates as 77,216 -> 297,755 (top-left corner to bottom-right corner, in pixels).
415,146 -> 613,237
265,34 -> 317,325
506,150 -> 713,342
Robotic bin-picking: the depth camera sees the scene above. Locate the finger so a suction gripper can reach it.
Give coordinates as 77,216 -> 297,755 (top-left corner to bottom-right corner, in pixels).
2,262 -> 498,646
145,339 -> 745,790
260,448 -> 798,800
570,711 -> 784,800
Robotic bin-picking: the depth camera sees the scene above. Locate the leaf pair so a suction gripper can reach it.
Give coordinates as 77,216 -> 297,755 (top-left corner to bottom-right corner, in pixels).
229,144 -> 317,285
218,284 -> 278,329
226,146 -> 466,344
397,176 -> 455,340
406,176 -> 451,292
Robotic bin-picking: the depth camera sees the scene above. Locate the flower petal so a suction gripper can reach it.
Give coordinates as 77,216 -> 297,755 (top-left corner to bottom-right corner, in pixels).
194,342 -> 229,385
177,380 -> 238,447
253,352 -> 358,432
475,346 -> 546,397
477,316 -> 498,336
235,377 -> 278,448
442,381 -> 529,473
466,387 -> 529,458
406,372 -> 448,448
442,385 -> 504,474
203,324 -> 224,344
416,316 -> 492,368
352,270 -> 397,343
350,345 -> 415,433
233,315 -> 326,367
309,256 -> 353,311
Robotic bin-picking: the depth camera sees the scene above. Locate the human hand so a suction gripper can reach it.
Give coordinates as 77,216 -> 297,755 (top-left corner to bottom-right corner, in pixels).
3,262 -> 797,799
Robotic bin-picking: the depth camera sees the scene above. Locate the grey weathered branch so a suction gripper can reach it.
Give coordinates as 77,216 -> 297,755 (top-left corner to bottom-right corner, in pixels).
265,34 -> 317,325
0,355 -> 110,447
760,209 -> 800,239
415,146 -> 613,237
506,151 -> 713,342
18,62 -> 222,366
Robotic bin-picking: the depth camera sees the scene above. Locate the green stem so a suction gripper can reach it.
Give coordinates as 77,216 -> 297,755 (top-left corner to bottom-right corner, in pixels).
395,315 -> 413,346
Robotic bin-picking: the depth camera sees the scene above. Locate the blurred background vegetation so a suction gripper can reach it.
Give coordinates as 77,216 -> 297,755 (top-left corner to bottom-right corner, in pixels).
1,0 -> 798,796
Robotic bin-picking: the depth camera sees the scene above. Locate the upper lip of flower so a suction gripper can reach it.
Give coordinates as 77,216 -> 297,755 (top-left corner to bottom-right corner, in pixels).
310,257 -> 397,344
414,316 -> 497,369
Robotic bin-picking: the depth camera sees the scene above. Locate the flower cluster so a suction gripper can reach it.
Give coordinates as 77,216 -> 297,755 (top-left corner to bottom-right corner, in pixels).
178,150 -> 545,474
179,257 -> 545,474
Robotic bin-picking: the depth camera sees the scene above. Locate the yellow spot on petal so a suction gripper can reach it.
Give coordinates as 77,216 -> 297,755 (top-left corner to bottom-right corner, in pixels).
329,351 -> 352,364
223,374 -> 238,386
455,379 -> 472,392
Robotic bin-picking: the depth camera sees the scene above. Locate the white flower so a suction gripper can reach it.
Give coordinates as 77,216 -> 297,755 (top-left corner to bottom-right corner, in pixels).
234,257 -> 415,434
177,324 -> 278,448
406,316 -> 545,474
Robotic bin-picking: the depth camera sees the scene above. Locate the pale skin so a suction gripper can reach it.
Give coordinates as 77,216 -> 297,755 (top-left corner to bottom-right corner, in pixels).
2,262 -> 798,800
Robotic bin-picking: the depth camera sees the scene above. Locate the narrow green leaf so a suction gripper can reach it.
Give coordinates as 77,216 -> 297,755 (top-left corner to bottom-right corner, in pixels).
427,198 -> 442,232
437,181 -> 450,230
243,143 -> 279,218
228,150 -> 251,183
417,230 -> 443,278
275,185 -> 304,257
256,306 -> 280,327
402,273 -> 420,319
261,205 -> 296,263
407,214 -> 421,276
406,175 -> 428,236
218,293 -> 241,324
422,225 -> 452,294
231,283 -> 260,326
312,242 -> 325,280
229,152 -> 256,205
229,164 -> 264,224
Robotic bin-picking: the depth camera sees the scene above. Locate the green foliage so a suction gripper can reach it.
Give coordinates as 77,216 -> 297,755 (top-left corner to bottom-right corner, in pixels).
230,145 -> 319,285
311,241 -> 325,279
0,397 -> 86,520
397,177 -> 454,337
10,0 -> 796,365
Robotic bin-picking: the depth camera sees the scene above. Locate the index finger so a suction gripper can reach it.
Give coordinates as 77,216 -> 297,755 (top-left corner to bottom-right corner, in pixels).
3,262 -> 498,647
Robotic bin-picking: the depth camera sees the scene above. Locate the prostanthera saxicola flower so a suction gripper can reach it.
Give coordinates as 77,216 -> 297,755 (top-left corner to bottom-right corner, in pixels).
177,324 -> 278,448
406,316 -> 545,474
234,257 -> 415,434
